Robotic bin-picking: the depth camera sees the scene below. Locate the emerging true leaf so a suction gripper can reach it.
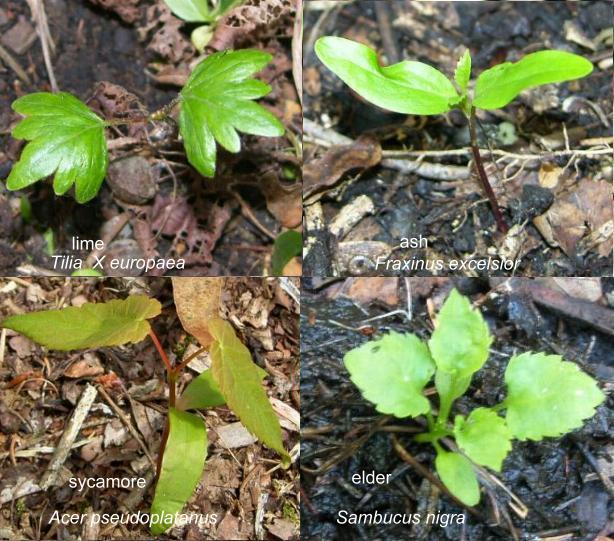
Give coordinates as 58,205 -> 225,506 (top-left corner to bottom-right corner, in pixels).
150,408 -> 207,535
164,0 -> 210,22
504,352 -> 605,441
344,331 -> 435,418
2,295 -> 161,350
454,407 -> 512,471
454,49 -> 471,94
429,289 -> 492,378
315,36 -> 459,115
209,318 -> 290,465
177,369 -> 226,411
473,50 -> 593,110
179,50 -> 284,177
435,450 -> 480,506
7,92 -> 108,203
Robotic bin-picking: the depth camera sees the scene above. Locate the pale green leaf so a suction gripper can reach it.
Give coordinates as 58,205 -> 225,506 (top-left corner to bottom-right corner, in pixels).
150,408 -> 207,535
7,92 -> 108,203
164,0 -> 210,22
209,318 -> 290,465
454,49 -> 471,93
315,36 -> 459,115
179,50 -> 284,177
177,369 -> 226,410
473,50 -> 593,109
271,230 -> 302,275
429,289 -> 492,377
454,408 -> 512,471
504,352 -> 605,441
344,331 -> 435,418
1,295 -> 161,350
435,451 -> 480,506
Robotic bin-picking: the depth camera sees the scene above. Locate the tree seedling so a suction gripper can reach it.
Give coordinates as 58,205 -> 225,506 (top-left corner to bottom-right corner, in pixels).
342,289 -> 605,506
5,49 -> 284,203
2,294 -> 290,535
315,37 -> 594,233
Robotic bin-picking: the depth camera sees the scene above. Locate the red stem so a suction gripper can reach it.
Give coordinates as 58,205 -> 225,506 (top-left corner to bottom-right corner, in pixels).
149,328 -> 173,373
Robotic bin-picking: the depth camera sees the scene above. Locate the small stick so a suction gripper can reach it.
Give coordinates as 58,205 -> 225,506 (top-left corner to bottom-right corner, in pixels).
173,346 -> 208,375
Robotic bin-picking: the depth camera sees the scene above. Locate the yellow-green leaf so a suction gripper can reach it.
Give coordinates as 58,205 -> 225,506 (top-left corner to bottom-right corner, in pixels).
150,408 -> 207,535
454,49 -> 471,93
435,451 -> 480,506
177,369 -> 226,410
1,295 -> 161,350
209,318 -> 290,466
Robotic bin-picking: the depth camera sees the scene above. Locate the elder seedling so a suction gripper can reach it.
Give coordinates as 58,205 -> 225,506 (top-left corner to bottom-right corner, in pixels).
5,49 -> 284,203
315,38 -> 593,233
2,294 -> 290,535
343,289 -> 604,506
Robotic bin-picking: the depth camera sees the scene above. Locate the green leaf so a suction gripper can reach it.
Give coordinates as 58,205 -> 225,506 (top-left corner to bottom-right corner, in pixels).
177,369 -> 226,410
2,295 -> 161,350
344,331 -> 435,418
7,92 -> 108,203
71,268 -> 104,277
208,318 -> 290,465
271,230 -> 302,275
314,36 -> 458,115
473,50 -> 593,110
454,408 -> 512,471
179,50 -> 284,177
435,451 -> 480,506
164,0 -> 210,22
150,408 -> 207,535
454,49 -> 471,93
504,352 -> 605,441
429,289 -> 492,378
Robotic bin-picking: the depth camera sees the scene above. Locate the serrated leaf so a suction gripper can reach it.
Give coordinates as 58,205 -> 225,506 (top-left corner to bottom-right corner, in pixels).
271,230 -> 302,275
209,318 -> 290,465
150,408 -> 207,535
435,451 -> 480,506
454,49 -> 471,93
7,92 -> 108,203
473,50 -> 593,110
429,289 -> 492,377
454,408 -> 512,471
504,352 -> 605,441
1,295 -> 161,350
344,331 -> 435,418
164,0 -> 210,22
179,50 -> 284,177
315,36 -> 459,115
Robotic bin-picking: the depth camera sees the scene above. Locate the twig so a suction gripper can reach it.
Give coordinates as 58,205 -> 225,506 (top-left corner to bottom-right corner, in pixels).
26,0 -> 58,92
375,1 -> 398,63
231,189 -> 277,241
0,43 -> 31,85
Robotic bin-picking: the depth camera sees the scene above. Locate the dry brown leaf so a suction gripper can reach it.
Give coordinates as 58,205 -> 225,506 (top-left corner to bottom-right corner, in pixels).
64,353 -> 104,378
262,173 -> 302,228
172,278 -> 223,347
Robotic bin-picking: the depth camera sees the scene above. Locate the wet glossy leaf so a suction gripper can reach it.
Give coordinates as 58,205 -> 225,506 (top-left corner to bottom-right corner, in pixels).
504,352 -> 605,441
428,289 -> 492,378
435,451 -> 480,506
164,0 -> 210,22
7,92 -> 108,203
179,50 -> 284,177
271,230 -> 302,275
150,408 -> 207,535
2,295 -> 161,350
454,408 -> 512,471
209,318 -> 290,465
473,50 -> 593,109
344,331 -> 435,418
454,49 -> 471,93
315,36 -> 458,115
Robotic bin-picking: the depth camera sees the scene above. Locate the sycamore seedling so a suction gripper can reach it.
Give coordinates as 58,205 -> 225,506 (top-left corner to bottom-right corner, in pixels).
5,49 -> 284,203
343,289 -> 604,506
315,37 -> 594,233
2,294 -> 290,535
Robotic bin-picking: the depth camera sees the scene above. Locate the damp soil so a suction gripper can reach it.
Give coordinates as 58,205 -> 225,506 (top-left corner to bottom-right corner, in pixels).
300,278 -> 613,541
303,1 -> 613,277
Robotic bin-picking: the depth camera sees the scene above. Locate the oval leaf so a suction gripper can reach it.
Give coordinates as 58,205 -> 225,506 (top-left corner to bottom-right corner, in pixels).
150,408 -> 207,535
454,408 -> 512,471
473,50 -> 593,110
344,331 -> 435,418
315,36 -> 458,115
177,369 -> 226,410
454,49 -> 471,93
2,295 -> 161,350
208,318 -> 290,465
504,352 -> 605,441
428,289 -> 492,378
7,92 -> 108,203
435,451 -> 480,506
164,0 -> 210,22
179,50 -> 284,177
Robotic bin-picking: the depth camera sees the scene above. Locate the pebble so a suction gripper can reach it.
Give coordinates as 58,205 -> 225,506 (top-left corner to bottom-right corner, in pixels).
106,155 -> 156,205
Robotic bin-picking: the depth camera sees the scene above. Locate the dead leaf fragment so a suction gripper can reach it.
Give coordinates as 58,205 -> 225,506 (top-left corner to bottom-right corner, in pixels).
64,353 -> 104,378
267,518 -> 297,540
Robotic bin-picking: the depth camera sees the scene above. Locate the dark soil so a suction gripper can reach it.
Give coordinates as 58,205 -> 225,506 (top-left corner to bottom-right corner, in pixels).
303,1 -> 613,277
300,278 -> 613,540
